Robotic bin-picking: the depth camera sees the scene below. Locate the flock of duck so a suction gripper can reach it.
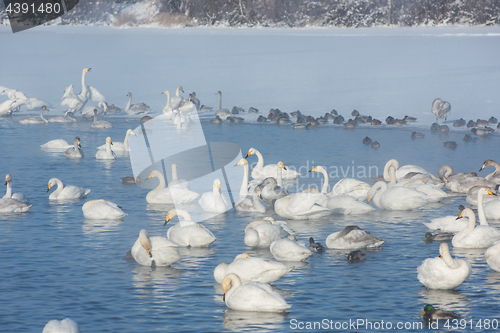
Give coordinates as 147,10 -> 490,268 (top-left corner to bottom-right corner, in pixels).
2,69 -> 500,330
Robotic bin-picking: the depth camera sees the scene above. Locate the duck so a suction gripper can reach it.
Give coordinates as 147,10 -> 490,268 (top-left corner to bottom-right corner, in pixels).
347,250 -> 366,262
214,253 -> 292,284
124,92 -> 150,115
98,129 -> 136,152
245,147 -> 300,180
3,174 -> 29,203
47,178 -> 91,200
308,237 -> 325,253
64,137 -> 84,158
431,98 -> 451,123
41,139 -> 74,150
42,318 -> 80,333
417,243 -> 470,289
274,192 -> 333,220
131,229 -> 180,268
95,137 -> 116,160
82,199 -> 127,219
0,198 -> 32,213
145,170 -> 199,204
19,105 -> 49,124
423,232 -> 454,243
479,159 -> 500,184
164,209 -> 216,247
270,238 -> 312,262
420,304 -> 460,321
244,218 -> 294,248
215,91 -> 230,119
367,181 -> 427,210
485,242 -> 500,272
198,179 -> 231,213
452,208 -> 500,248
325,226 -> 385,250
221,273 -> 291,312
423,205 -> 467,232
91,108 -> 113,129
235,186 -> 266,213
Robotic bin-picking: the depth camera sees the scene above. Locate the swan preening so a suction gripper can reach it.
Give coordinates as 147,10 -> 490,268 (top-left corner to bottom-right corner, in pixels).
244,218 -> 295,248
325,226 -> 385,250
131,229 -> 181,267
61,68 -> 106,113
214,253 -> 292,284
198,179 -> 231,213
222,273 -> 291,312
164,209 -> 217,247
270,238 -> 312,262
417,243 -> 470,289
47,178 -> 91,200
431,98 -> 451,123
82,199 -> 126,219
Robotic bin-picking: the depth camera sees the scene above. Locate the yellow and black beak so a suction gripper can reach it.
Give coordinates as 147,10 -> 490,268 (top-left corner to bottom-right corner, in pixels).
47,184 -> 52,192
309,167 -> 317,172
456,211 -> 464,220
164,215 -> 171,226
367,196 -> 371,203
245,152 -> 251,158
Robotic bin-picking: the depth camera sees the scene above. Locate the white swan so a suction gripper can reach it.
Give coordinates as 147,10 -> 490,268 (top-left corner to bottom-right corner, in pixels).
383,159 -> 434,183
431,98 -> 451,123
64,137 -> 84,158
48,109 -> 77,123
161,90 -> 173,116
82,199 -> 126,219
256,162 -> 289,205
215,91 -> 230,119
3,174 -> 29,203
325,226 -> 385,250
47,178 -> 90,200
0,99 -> 24,116
41,139 -> 73,150
417,243 -> 470,289
214,253 -> 292,284
168,163 -> 190,189
423,205 -> 467,232
438,165 -> 477,192
485,242 -> 500,272
19,105 -> 49,124
244,218 -> 294,248
234,158 -> 259,199
42,318 -> 80,333
330,178 -> 371,201
479,159 -> 500,184
402,180 -> 449,203
222,273 -> 291,312
245,148 -> 300,180
484,198 -> 500,220
170,86 -> 184,110
367,180 -> 427,210
95,137 -> 116,160
164,209 -> 217,247
145,170 -> 199,204
177,93 -> 197,115
131,229 -> 181,267
125,92 -> 150,115
61,68 -> 105,113
235,186 -> 266,213
274,192 -> 332,220
198,179 -> 231,213
0,198 -> 32,213
452,208 -> 500,248
309,166 -> 374,215
98,129 -> 136,152
476,187 -> 497,225
270,238 -> 312,261
91,108 -> 113,129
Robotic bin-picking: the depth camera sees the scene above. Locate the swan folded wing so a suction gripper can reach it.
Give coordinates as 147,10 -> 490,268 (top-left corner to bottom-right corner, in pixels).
62,185 -> 91,199
169,187 -> 200,204
339,229 -> 384,249
0,198 -> 32,213
287,193 -> 326,215
228,283 -> 290,311
227,258 -> 291,283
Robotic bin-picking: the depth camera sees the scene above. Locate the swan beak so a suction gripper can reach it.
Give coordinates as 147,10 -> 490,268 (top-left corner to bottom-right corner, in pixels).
146,173 -> 153,180
245,152 -> 251,158
131,131 -> 137,137
217,184 -> 221,191
85,68 -> 91,72
479,165 -> 485,171
234,160 -> 242,167
439,255 -> 443,258
47,184 -> 52,192
367,196 -> 371,203
4,180 -> 7,186
282,164 -> 287,170
456,211 -> 463,220
164,215 -> 170,226
109,139 -> 113,145
487,189 -> 496,196
146,248 -> 152,258
419,310 -> 425,316
309,167 -> 317,172
223,293 -> 226,302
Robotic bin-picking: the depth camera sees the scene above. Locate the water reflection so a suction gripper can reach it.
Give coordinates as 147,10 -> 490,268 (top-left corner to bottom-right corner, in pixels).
418,289 -> 470,314
131,264 -> 182,295
82,218 -> 125,234
452,248 -> 486,262
222,309 -> 289,332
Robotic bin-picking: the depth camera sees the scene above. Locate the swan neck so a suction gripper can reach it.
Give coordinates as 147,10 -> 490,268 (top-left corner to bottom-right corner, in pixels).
123,130 -> 131,150
80,69 -> 88,97
441,247 -> 458,268
171,164 -> 178,181
165,91 -> 171,108
319,167 -> 329,194
373,182 -> 387,208
477,190 -> 489,225
254,150 -> 264,168
106,140 -> 112,155
218,92 -> 222,110
154,172 -> 166,190
240,162 -> 249,198
225,274 -> 241,301
4,180 -> 12,197
388,167 -> 397,187
177,209 -> 192,221
125,95 -> 132,111
53,179 -> 64,196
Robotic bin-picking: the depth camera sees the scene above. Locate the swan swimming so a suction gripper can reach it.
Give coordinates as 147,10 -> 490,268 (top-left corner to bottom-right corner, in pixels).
124,92 -> 150,115
325,226 -> 385,250
82,199 -> 126,219
42,318 -> 80,333
214,253 -> 292,284
417,243 -> 470,289
235,186 -> 266,213
485,242 -> 500,272
19,105 -> 49,124
95,137 -> 116,160
437,165 -> 477,192
423,205 -> 467,232
0,198 -> 32,213
91,108 -> 113,129
255,162 -> 290,205
383,159 -> 434,183
244,218 -> 294,248
3,174 -> 29,203
367,179 -> 427,211
245,147 -> 300,180
479,159 -> 500,184
198,179 -> 231,213
164,209 -> 217,247
41,139 -> 73,150
98,129 -> 136,152
452,208 -> 500,248
234,158 -> 260,199
215,91 -> 230,119
47,178 -> 90,200
131,229 -> 181,268
222,273 -> 291,312
64,137 -> 84,158
274,192 -> 333,220
48,109 -> 77,123
145,170 -> 199,204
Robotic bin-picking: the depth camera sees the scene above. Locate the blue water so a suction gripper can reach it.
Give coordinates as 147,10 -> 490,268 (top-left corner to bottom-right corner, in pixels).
0,114 -> 499,332
2,25 -> 500,333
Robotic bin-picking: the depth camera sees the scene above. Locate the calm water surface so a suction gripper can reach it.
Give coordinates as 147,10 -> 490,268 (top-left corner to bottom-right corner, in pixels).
0,113 -> 499,332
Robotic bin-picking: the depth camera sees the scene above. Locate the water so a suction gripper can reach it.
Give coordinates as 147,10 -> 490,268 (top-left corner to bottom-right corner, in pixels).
1,26 -> 500,332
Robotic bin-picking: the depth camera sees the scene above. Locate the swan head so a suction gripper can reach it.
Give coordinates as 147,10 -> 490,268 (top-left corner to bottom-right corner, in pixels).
244,148 -> 257,158
139,229 -> 152,257
216,91 -> 222,96
213,179 -> 221,192
83,68 -> 91,73
4,174 -> 12,185
106,137 -> 113,145
457,207 -> 474,220
164,209 -> 178,225
162,90 -> 169,95
178,86 -> 184,93
277,161 -> 287,170
479,159 -> 497,171
41,105 -> 49,112
438,242 -> 450,258
234,158 -> 247,167
128,129 -> 137,137
221,273 -> 241,301
234,253 -> 251,260
146,170 -> 160,181
127,92 -> 132,97
47,178 -> 58,192
74,137 -> 81,148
